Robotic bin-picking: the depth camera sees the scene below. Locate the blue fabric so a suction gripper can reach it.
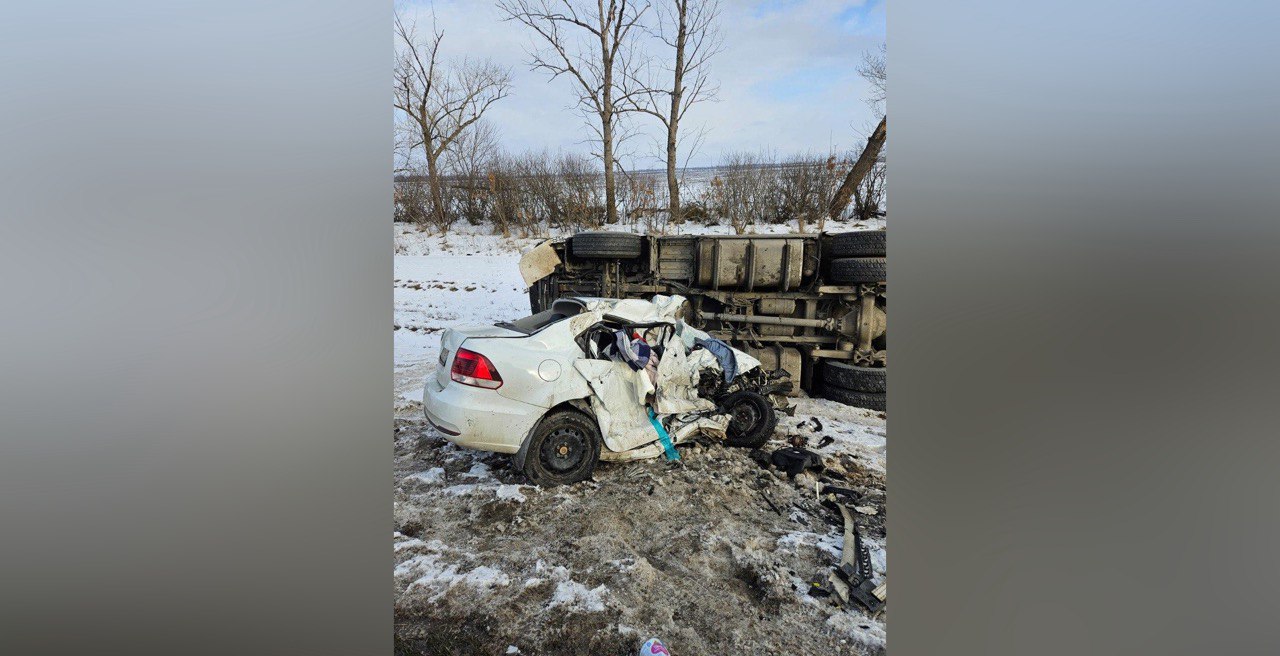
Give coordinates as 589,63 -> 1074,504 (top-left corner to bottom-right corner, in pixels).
647,408 -> 680,461
611,330 -> 650,371
695,337 -> 738,383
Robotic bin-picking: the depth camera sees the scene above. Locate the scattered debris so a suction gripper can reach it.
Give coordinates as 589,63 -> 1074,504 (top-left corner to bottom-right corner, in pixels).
808,484 -> 886,615
796,416 -> 824,432
639,637 -> 670,656
770,446 -> 825,479
759,490 -> 783,515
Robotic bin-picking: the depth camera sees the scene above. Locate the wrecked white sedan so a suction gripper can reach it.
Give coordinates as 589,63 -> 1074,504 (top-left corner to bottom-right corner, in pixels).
424,295 -> 792,486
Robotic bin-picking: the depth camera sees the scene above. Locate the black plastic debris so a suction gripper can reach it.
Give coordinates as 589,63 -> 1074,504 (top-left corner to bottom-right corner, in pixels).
769,446 -> 825,479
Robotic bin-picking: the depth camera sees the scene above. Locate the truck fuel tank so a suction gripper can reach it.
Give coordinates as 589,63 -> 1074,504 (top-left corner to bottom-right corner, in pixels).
694,236 -> 812,291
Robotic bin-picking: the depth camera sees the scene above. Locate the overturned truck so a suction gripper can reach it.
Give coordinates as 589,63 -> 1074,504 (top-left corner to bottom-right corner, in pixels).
519,229 -> 887,410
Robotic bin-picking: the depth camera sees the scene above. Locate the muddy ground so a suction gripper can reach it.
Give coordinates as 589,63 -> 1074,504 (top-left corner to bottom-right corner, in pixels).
393,406 -> 886,655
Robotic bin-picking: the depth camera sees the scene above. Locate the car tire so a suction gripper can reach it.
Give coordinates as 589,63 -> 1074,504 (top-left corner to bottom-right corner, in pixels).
571,231 -> 643,259
721,391 -> 778,448
819,385 -> 886,412
521,409 -> 602,487
829,230 -> 886,257
830,257 -> 886,284
823,361 -> 886,393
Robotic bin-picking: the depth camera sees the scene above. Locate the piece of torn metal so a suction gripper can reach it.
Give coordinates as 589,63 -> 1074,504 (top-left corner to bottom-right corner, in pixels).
807,483 -> 886,615
518,241 -> 561,286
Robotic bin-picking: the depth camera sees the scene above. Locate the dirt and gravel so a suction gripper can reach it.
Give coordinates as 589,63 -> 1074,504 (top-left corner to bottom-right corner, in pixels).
393,228 -> 887,655
393,400 -> 886,655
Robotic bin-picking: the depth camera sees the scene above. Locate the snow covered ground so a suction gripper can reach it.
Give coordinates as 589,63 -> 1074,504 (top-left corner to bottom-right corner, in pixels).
394,215 -> 885,255
393,226 -> 887,654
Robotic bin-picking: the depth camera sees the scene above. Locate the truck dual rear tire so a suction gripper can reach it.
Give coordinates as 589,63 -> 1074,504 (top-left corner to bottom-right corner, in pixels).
829,230 -> 886,257
819,385 -> 886,412
822,361 -> 886,393
830,257 -> 886,284
571,231 -> 643,259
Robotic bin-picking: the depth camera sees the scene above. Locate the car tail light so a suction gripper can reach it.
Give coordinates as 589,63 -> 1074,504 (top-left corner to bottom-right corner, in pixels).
450,347 -> 503,389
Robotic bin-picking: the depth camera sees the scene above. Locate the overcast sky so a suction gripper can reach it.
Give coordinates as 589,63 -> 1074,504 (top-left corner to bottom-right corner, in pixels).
398,0 -> 885,169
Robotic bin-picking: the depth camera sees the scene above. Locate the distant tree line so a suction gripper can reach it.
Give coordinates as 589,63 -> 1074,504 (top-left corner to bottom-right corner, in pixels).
393,148 -> 885,236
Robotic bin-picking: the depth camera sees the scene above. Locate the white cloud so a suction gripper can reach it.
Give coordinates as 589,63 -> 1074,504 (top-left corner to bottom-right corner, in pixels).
397,0 -> 884,167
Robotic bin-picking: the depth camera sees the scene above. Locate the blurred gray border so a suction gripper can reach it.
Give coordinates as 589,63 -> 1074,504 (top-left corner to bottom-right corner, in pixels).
1,1 -> 391,654
5,0 -> 1280,653
891,0 -> 1280,653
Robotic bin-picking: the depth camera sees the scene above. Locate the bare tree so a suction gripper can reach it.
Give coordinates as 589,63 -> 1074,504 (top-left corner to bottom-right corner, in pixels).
828,116 -> 886,224
444,120 -> 502,226
858,43 -> 886,117
626,0 -> 722,224
828,44 -> 888,224
394,11 -> 512,230
499,0 -> 651,224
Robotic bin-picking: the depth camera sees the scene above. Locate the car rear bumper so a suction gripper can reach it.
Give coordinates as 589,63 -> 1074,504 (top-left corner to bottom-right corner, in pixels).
423,380 -> 543,454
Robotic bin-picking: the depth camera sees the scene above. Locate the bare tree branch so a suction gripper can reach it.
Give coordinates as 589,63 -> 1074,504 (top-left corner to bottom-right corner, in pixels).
621,0 -> 722,223
499,0 -> 651,224
858,43 -> 886,117
394,7 -> 513,231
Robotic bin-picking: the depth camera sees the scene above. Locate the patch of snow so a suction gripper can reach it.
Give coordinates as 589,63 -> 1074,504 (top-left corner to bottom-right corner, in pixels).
606,557 -> 637,572
865,537 -> 887,577
438,483 -> 484,496
394,538 -> 427,552
779,394 -> 887,473
399,387 -> 424,401
396,549 -> 511,600
394,245 -> 530,369
404,467 -> 445,485
536,560 -> 608,612
549,578 -> 608,613
463,461 -> 492,480
506,647 -> 519,655
394,219 -> 886,258
464,565 -> 512,589
825,610 -> 886,650
777,531 -> 844,560
496,484 -> 528,503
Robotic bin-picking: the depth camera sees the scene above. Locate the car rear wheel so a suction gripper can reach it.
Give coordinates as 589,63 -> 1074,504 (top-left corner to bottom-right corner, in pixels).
521,409 -> 602,487
571,231 -> 643,259
721,391 -> 777,448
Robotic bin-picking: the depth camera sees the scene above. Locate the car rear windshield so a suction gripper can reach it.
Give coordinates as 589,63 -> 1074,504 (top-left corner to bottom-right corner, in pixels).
496,309 -> 569,335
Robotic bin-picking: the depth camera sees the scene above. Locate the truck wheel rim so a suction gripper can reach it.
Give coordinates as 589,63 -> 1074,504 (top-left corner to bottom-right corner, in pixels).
541,426 -> 587,472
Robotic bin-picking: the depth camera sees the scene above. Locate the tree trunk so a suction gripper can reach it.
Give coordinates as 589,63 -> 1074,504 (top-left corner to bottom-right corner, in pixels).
666,121 -> 679,223
598,19 -> 618,226
667,12 -> 685,224
602,111 -> 617,225
828,116 -> 886,221
424,146 -> 447,230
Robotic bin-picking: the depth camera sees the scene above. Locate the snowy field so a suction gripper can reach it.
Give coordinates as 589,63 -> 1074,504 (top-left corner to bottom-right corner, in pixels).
393,226 -> 887,654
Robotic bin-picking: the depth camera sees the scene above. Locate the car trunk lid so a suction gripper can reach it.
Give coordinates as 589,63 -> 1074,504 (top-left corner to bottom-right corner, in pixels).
436,324 -> 524,388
